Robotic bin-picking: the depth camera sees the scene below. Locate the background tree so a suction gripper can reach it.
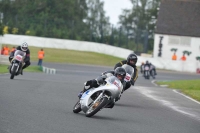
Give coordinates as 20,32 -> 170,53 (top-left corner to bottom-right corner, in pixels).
0,0 -> 161,53
118,0 -> 161,53
85,0 -> 110,43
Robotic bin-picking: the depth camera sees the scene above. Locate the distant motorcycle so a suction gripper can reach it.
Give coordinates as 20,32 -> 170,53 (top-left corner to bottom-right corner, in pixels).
9,50 -> 26,79
73,76 -> 123,117
150,65 -> 156,79
144,65 -> 150,79
140,64 -> 144,74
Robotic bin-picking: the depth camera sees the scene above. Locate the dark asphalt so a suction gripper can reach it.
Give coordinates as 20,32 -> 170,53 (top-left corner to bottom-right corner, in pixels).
0,62 -> 200,133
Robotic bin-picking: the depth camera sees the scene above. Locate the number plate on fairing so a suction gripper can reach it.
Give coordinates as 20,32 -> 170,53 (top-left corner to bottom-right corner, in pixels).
15,55 -> 23,61
113,80 -> 120,90
124,73 -> 131,82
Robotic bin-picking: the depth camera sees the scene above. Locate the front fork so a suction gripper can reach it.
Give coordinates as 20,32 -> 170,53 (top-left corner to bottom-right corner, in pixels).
89,90 -> 110,107
10,63 -> 21,74
92,91 -> 104,104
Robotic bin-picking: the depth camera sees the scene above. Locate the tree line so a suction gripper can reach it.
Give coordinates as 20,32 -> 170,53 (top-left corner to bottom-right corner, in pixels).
0,0 -> 160,54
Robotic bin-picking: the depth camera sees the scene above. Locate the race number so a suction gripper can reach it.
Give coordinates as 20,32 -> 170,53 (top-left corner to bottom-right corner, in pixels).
15,55 -> 23,61
124,73 -> 131,82
113,80 -> 120,90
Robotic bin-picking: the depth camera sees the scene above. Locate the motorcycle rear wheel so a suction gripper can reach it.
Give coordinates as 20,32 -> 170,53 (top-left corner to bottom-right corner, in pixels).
73,100 -> 82,113
151,70 -> 155,79
85,97 -> 108,117
10,65 -> 17,79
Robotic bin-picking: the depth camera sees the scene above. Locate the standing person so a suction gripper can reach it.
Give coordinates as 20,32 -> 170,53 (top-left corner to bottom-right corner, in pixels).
3,45 -> 10,55
38,48 -> 45,66
11,46 -> 16,52
114,53 -> 138,91
9,42 -> 31,75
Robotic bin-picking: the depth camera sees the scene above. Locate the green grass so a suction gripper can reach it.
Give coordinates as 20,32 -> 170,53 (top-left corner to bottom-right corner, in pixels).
2,44 -> 124,66
0,65 -> 9,73
156,80 -> 200,102
0,64 -> 42,73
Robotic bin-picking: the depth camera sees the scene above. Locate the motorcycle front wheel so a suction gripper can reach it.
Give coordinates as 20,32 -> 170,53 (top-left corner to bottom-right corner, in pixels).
73,100 -> 82,113
10,65 -> 17,79
85,97 -> 108,117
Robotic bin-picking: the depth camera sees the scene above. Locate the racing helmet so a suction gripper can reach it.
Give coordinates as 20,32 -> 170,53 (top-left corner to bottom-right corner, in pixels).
114,67 -> 126,81
21,42 -> 28,51
127,53 -> 138,65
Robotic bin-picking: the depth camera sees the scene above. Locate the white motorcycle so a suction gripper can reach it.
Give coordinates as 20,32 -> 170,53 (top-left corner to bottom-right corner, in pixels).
73,75 -> 123,117
9,50 -> 26,79
144,65 -> 150,79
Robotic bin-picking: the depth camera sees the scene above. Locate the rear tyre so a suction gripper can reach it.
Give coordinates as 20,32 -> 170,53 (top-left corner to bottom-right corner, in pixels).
73,100 -> 82,113
151,70 -> 155,79
145,71 -> 148,79
10,65 -> 17,79
85,97 -> 108,117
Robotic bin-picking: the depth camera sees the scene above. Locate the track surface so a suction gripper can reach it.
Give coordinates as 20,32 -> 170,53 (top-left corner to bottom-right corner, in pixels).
0,63 -> 200,133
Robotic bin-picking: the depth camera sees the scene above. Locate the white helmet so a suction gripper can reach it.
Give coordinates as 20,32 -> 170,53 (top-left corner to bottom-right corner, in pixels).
21,42 -> 28,51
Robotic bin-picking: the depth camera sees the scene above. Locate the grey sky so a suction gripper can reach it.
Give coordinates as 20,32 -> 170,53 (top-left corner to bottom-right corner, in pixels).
102,0 -> 132,26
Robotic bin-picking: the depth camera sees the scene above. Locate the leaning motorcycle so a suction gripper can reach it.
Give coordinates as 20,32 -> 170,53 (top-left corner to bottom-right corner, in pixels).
73,76 -> 123,117
9,50 -> 26,79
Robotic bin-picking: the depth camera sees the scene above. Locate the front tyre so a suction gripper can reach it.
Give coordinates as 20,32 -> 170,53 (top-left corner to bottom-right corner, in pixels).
85,97 -> 108,117
10,65 -> 17,79
73,100 -> 82,113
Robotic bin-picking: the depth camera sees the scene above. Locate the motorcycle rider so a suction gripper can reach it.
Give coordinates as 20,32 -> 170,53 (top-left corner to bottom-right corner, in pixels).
114,53 -> 138,91
140,62 -> 145,74
143,60 -> 150,75
144,60 -> 150,67
9,42 -> 31,75
149,62 -> 157,76
78,67 -> 126,108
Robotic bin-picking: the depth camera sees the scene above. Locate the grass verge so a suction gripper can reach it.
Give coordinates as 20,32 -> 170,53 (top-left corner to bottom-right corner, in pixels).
2,44 -> 124,66
156,80 -> 200,102
0,64 -> 42,74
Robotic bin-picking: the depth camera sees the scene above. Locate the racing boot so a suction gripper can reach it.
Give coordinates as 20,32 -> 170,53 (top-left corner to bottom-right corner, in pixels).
78,81 -> 92,98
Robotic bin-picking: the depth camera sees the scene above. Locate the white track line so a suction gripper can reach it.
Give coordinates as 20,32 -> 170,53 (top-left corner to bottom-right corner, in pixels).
134,86 -> 200,122
152,80 -> 200,105
173,90 -> 200,105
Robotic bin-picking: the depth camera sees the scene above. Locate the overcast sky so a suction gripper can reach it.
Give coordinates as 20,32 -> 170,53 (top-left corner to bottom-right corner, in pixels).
102,0 -> 132,26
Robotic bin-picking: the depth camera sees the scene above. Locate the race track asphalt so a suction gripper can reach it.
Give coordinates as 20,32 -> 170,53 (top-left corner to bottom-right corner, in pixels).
0,62 -> 200,133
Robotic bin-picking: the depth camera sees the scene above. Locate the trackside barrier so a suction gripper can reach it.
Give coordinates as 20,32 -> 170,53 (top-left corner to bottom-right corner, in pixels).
0,55 -> 10,65
42,66 -> 56,74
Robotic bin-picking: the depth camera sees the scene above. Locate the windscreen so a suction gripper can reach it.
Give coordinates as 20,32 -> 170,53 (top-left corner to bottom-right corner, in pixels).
14,50 -> 26,57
